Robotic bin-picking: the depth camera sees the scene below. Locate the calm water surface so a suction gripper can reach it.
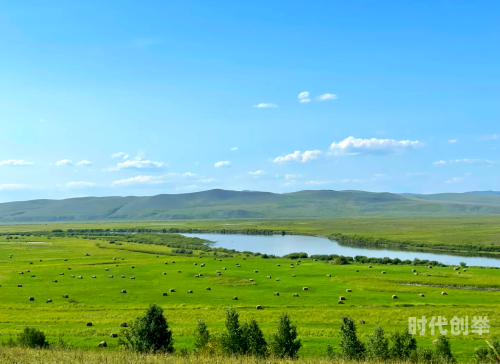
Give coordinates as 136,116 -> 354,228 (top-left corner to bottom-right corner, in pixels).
182,233 -> 500,267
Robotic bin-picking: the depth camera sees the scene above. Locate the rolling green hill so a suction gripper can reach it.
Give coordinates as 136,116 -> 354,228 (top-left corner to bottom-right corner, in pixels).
1,189 -> 500,222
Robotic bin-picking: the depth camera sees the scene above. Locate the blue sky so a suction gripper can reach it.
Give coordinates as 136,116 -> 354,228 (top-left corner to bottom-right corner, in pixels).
1,1 -> 499,202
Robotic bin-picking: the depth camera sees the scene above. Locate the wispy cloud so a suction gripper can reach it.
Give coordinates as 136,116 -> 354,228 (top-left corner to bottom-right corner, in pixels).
66,181 -> 96,188
273,150 -> 322,163
445,177 -> 463,183
285,174 -> 302,180
341,178 -> 364,183
55,159 -> 73,167
448,139 -> 458,143
405,172 -> 429,176
214,161 -> 231,168
329,136 -> 424,156
230,147 -> 238,151
433,159 -> 495,165
317,93 -> 338,101
0,159 -> 34,166
112,152 -> 129,159
253,103 -> 278,108
76,160 -> 92,166
298,91 -> 310,103
305,180 -> 333,185
111,175 -> 163,187
0,183 -> 27,190
115,160 -> 164,170
248,170 -> 266,177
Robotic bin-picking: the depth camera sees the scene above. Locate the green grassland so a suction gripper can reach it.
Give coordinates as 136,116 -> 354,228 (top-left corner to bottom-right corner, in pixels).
0,230 -> 499,362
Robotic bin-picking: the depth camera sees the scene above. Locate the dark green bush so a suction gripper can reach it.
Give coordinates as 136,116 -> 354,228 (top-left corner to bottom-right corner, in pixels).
18,327 -> 49,348
339,316 -> 365,360
269,312 -> 301,358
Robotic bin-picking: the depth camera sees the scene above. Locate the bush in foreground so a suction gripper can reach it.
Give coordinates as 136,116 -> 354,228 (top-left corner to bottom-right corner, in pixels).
18,327 -> 49,349
269,312 -> 301,358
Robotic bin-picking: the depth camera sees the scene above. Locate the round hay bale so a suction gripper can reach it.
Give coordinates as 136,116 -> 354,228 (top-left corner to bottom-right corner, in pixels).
163,272 -> 166,275
120,322 -> 127,327
359,320 -> 366,324
267,276 -> 271,279
99,341 -> 107,348
222,268 -> 226,270
392,295 -> 398,299
113,258 -> 116,260
277,264 -> 281,266
163,293 -> 168,296
339,296 -> 346,300
169,289 -> 175,292
441,292 -> 447,295
109,275 -> 113,278
368,265 -> 373,268
19,272 -> 23,275
254,270 -> 258,273
463,269 -> 467,272
194,263 -> 197,266
414,272 -> 418,276
302,287 -> 308,291
78,276 -> 83,279
87,322 -> 93,327
382,271 -> 386,274
105,268 -> 109,271
412,269 -> 416,272
355,270 -> 359,272
187,290 -> 193,294
326,274 -> 331,277
249,279 -> 254,282
68,268 -> 72,270
121,275 -> 125,278
172,261 -> 175,263
232,296 -> 238,300
346,289 -> 352,292
291,274 -> 296,277
206,287 -> 211,290
63,294 -> 69,298
60,273 -> 64,276
131,266 -> 135,269
256,305 -> 262,309
28,297 -> 34,301
54,280 -> 58,283
110,333 -> 118,338
457,272 -> 461,275
46,299 -> 52,303
130,277 -> 135,280
178,271 -> 181,273
428,265 -> 432,269
92,276 -> 97,278
31,275 -> 35,277
419,294 -> 425,297
293,293 -> 299,297
201,264 -> 205,267
121,290 -> 127,294
17,284 -> 23,287
275,278 -> 280,281
274,292 -> 279,296
71,275 -> 75,278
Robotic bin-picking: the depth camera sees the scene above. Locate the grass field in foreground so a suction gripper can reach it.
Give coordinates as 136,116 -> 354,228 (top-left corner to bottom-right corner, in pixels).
0,232 -> 499,362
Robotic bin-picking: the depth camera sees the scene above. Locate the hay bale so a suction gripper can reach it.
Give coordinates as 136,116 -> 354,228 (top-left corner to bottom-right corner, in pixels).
276,278 -> 280,281
17,284 -> 23,287
412,269 -> 416,272
441,292 -> 447,295
121,290 -> 127,293
28,297 -> 34,301
121,275 -> 125,278
110,333 -> 118,338
223,268 -> 226,270
414,273 -> 418,276
19,272 -> 24,275
232,296 -> 238,300
169,289 -> 175,292
292,274 -> 296,277
87,322 -> 93,327
206,287 -> 211,290
194,263 -> 197,266
277,264 -> 281,266
274,292 -> 280,296
131,266 -> 135,269
419,294 -> 425,297
346,289 -> 352,292
68,268 -> 72,270
63,295 -> 69,298
178,271 -> 182,273
109,275 -> 113,278
249,279 -> 254,282
31,275 -> 35,277
256,305 -> 262,309
78,276 -> 83,279
130,277 -> 135,280
382,271 -> 386,274
105,268 -> 109,271
463,269 -> 467,272
54,280 -> 58,283
254,270 -> 258,273
71,275 -> 75,278
368,265 -> 373,268
60,273 -> 64,275
428,265 -> 432,269
339,296 -> 346,300
98,341 -> 107,348
303,287 -> 308,291
201,264 -> 205,267
120,323 -> 127,327
392,295 -> 398,299
293,293 -> 299,297
163,272 -> 166,275
46,299 -> 52,303
163,293 -> 168,296
355,270 -> 359,272
359,320 -> 366,324
187,290 -> 193,294
92,276 -> 97,278
338,300 -> 344,304
327,274 -> 331,277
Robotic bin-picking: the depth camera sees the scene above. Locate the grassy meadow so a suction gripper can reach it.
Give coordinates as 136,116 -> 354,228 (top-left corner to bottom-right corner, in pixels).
0,223 -> 499,362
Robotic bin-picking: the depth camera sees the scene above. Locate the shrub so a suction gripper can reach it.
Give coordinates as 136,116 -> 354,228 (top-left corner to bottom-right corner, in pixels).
325,344 -> 335,359
194,320 -> 210,351
388,329 -> 417,360
339,316 -> 365,360
120,303 -> 174,353
365,325 -> 388,360
18,327 -> 49,348
269,312 -> 301,358
434,334 -> 455,363
220,307 -> 246,355
474,337 -> 500,363
242,318 -> 267,358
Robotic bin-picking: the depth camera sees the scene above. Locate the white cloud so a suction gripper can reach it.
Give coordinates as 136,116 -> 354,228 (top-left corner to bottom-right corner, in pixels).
112,152 -> 129,159
66,181 -> 97,188
0,159 -> 34,166
253,103 -> 278,108
76,160 -> 92,166
298,91 -> 310,103
0,183 -> 27,191
373,174 -> 386,178
317,93 -> 338,101
115,160 -> 164,170
199,178 -> 218,184
273,150 -> 322,163
405,172 -> 429,176
248,170 -> 266,177
231,147 -> 238,151
111,175 -> 163,187
341,179 -> 364,183
285,174 -> 302,180
448,139 -> 458,143
433,159 -> 495,165
56,159 -> 73,166
446,177 -> 463,184
329,136 -> 424,156
214,161 -> 231,168
305,180 -> 333,185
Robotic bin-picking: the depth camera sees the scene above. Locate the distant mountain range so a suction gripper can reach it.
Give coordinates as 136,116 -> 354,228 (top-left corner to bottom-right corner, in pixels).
0,189 -> 499,222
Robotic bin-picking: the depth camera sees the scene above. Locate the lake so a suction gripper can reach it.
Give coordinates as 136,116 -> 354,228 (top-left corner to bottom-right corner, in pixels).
182,233 -> 500,267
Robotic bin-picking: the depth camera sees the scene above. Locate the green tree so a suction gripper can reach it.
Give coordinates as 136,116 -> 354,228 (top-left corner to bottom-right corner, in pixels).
242,318 -> 268,358
270,312 -> 302,358
194,320 -> 210,351
338,316 -> 365,360
18,327 -> 49,348
325,344 -> 335,359
121,303 -> 174,353
388,329 -> 417,360
435,335 -> 455,363
365,325 -> 388,360
221,307 -> 246,355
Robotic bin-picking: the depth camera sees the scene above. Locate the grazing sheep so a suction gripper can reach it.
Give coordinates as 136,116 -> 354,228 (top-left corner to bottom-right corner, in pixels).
442,292 -> 447,295
454,267 -> 459,271
46,299 -> 52,303
276,278 -> 280,281
215,270 -> 220,273
30,262 -> 33,265
346,289 -> 352,292
92,275 -> 97,278
232,296 -> 238,300
165,262 -> 168,265
339,296 -> 345,300
293,293 -> 299,297
120,323 -> 127,327
163,293 -> 168,296
327,274 -> 331,277
63,295 -> 69,298
256,305 -> 262,309
274,292 -> 280,296
68,268 -> 72,270
110,333 -> 118,338
121,258 -> 124,260
26,270 -> 30,273
457,272 -> 461,275
419,294 -> 425,297
178,271 -> 182,273
19,272 -> 24,275
217,273 -> 222,276
199,274 -> 203,277
392,295 -> 398,299
169,289 -> 175,292
463,269 -> 467,272
290,266 -> 294,269
314,259 -> 318,261
187,290 -> 193,294
131,266 -> 135,269
303,287 -> 308,291
85,254 -> 90,256
194,263 -> 197,266
28,297 -> 34,301
359,320 -> 366,324
195,275 -> 199,278
87,322 -> 93,327
206,287 -> 211,290
172,261 -> 176,263
113,258 -> 116,260
99,341 -> 107,348
121,290 -> 126,294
